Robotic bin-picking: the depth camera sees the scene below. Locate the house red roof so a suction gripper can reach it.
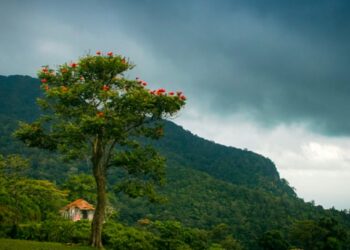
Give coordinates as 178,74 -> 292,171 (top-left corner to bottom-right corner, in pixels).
62,199 -> 95,211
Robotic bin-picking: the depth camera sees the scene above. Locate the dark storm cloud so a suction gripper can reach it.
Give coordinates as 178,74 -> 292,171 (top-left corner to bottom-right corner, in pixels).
1,0 -> 350,135
109,0 -> 350,136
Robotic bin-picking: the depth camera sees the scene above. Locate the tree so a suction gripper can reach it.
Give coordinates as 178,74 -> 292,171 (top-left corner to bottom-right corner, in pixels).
258,230 -> 289,250
14,51 -> 186,248
0,154 -> 67,224
290,217 -> 349,250
220,235 -> 243,250
62,174 -> 97,204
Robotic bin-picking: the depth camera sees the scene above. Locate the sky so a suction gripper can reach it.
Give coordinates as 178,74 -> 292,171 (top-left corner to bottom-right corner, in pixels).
1,0 -> 350,209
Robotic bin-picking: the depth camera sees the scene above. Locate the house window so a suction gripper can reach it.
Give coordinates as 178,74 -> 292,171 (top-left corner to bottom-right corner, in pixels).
82,210 -> 88,219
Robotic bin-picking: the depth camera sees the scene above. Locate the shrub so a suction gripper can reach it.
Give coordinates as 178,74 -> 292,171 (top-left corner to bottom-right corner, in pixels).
41,219 -> 76,242
5,219 -> 90,244
16,223 -> 42,240
103,222 -> 158,250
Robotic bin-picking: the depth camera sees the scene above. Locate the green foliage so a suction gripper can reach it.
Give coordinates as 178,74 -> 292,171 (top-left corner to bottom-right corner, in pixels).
208,243 -> 225,250
153,122 -> 296,196
0,238 -> 95,250
101,220 -> 238,250
114,166 -> 350,249
150,220 -> 192,249
219,236 -> 244,250
41,219 -> 91,244
113,145 -> 167,202
290,217 -> 349,250
258,230 -> 289,250
4,219 -> 91,244
0,75 -> 41,121
0,154 -> 67,224
61,174 -> 97,204
103,222 -> 158,250
13,223 -> 43,241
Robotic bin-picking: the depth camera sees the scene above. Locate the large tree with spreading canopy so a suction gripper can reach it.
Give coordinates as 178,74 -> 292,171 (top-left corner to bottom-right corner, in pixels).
14,51 -> 186,248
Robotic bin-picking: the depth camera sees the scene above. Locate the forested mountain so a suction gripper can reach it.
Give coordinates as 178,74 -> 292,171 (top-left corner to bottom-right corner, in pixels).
0,75 -> 293,194
1,75 -> 350,249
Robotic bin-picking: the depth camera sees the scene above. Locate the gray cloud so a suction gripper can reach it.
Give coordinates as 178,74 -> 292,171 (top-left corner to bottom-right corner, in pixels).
1,0 -> 350,135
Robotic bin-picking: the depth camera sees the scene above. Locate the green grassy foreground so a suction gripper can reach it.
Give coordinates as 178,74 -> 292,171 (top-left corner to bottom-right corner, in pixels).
0,239 -> 95,250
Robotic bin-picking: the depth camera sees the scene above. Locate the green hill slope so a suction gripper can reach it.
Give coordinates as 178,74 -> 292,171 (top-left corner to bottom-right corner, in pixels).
155,121 -> 295,196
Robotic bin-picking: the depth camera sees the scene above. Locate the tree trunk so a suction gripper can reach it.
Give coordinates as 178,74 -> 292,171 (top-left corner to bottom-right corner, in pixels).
91,162 -> 106,248
90,136 -> 107,249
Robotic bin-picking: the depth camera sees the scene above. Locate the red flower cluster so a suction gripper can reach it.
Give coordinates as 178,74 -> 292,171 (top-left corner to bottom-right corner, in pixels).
148,88 -> 186,100
96,50 -> 101,55
70,63 -> 77,68
149,88 -> 166,95
156,88 -> 166,94
102,85 -> 110,91
41,79 -> 47,84
107,52 -> 113,57
42,67 -> 48,73
136,76 -> 186,101
136,77 -> 148,87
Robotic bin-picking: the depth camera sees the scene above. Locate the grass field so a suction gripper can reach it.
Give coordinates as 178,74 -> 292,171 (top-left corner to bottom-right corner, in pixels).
0,239 -> 95,250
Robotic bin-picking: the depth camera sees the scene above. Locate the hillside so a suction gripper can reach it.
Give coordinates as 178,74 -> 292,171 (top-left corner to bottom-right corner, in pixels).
0,75 -> 293,194
1,75 -> 350,249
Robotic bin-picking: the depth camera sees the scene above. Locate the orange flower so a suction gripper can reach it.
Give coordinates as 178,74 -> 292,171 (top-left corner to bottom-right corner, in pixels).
121,58 -> 126,64
61,68 -> 68,74
44,85 -> 49,91
42,68 -> 48,73
97,112 -> 104,117
102,85 -> 110,91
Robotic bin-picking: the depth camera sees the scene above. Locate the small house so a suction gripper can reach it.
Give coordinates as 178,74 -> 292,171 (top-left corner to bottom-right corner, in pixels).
61,199 -> 95,221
